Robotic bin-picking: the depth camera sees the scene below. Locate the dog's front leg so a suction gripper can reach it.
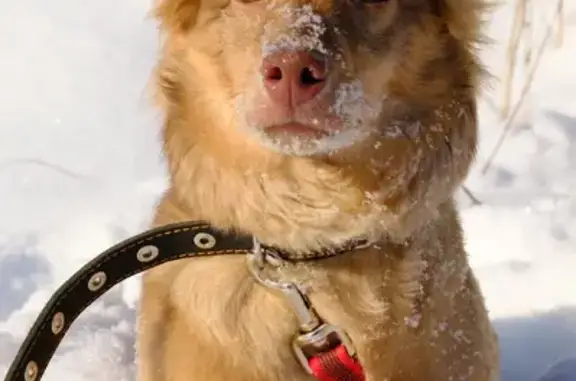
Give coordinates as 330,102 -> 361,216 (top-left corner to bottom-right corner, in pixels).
136,268 -> 174,381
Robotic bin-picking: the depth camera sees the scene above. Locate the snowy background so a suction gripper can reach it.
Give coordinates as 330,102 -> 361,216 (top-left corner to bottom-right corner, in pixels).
0,0 -> 575,380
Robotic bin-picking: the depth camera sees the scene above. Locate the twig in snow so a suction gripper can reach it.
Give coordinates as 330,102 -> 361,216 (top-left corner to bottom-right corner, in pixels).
482,0 -> 562,175
500,0 -> 527,120
462,186 -> 482,206
0,158 -> 87,180
556,0 -> 564,48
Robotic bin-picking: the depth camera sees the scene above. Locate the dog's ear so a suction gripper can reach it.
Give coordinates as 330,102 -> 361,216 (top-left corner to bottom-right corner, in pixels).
154,0 -> 200,33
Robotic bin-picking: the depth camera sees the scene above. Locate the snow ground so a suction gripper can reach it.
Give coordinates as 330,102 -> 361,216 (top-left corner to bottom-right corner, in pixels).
0,0 -> 574,380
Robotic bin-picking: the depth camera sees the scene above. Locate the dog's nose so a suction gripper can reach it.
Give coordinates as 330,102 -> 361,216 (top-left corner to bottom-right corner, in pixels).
261,50 -> 328,107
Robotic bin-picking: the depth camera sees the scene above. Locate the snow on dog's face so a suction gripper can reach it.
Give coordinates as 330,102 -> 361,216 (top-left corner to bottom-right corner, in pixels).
227,3 -> 385,156
154,0 -> 483,159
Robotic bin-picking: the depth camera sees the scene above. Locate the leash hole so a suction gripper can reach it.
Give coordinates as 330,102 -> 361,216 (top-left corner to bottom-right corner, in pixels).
25,361 -> 38,381
136,245 -> 159,263
51,312 -> 65,335
88,271 -> 107,292
194,232 -> 216,249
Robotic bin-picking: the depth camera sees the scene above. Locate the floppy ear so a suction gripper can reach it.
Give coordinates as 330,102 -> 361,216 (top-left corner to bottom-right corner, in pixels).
154,0 -> 200,32
151,0 -> 200,109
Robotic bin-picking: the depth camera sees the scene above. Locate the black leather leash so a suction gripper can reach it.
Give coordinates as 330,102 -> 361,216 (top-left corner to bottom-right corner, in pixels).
3,220 -> 366,381
3,221 -> 254,381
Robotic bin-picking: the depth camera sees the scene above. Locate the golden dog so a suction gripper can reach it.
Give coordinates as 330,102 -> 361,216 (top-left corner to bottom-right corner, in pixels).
136,0 -> 500,380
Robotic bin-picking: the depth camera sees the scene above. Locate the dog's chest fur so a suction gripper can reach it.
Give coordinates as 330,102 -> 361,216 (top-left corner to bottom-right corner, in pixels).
149,203 -> 438,380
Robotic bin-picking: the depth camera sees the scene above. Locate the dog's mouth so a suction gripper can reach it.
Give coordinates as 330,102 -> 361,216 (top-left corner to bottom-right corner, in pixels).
249,116 -> 369,157
263,121 -> 330,139
238,75 -> 380,156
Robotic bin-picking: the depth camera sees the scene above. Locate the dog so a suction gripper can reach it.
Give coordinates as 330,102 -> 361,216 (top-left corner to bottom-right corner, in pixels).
136,0 -> 500,380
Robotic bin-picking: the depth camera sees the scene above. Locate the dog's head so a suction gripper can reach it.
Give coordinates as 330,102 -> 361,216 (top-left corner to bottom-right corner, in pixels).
155,0 -> 484,155
153,0 -> 487,247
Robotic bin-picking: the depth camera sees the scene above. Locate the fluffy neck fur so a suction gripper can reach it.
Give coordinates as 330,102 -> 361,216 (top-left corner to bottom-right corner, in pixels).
160,91 -> 475,253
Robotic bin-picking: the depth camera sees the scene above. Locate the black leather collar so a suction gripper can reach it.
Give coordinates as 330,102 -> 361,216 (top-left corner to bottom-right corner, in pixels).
3,221 -> 368,381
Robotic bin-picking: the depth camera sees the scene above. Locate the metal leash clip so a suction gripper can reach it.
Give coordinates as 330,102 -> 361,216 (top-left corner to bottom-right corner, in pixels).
247,238 -> 357,374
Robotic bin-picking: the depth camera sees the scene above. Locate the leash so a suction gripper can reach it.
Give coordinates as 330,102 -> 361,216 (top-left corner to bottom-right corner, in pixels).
3,221 -> 366,381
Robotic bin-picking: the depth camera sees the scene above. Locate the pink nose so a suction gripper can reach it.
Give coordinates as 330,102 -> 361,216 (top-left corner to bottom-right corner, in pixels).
260,50 -> 328,107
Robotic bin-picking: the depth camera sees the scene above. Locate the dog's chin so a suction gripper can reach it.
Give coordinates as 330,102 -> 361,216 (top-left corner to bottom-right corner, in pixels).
247,122 -> 370,157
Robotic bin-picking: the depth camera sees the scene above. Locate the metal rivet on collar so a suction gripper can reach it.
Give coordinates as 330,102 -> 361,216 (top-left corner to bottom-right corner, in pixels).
51,312 -> 65,335
136,245 -> 159,263
193,232 -> 216,249
87,271 -> 107,292
25,361 -> 38,381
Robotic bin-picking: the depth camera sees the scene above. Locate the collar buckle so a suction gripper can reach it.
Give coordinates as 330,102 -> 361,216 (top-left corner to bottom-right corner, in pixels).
247,241 -> 321,331
247,238 -> 358,375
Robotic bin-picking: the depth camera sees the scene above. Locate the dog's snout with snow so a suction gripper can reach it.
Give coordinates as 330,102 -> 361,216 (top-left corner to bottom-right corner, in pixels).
230,3 -> 384,156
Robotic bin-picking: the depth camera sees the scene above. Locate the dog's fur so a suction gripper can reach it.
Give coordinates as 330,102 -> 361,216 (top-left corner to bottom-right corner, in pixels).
136,0 -> 500,380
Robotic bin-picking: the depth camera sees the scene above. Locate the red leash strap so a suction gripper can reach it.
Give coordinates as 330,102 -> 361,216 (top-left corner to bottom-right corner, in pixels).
309,344 -> 365,381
